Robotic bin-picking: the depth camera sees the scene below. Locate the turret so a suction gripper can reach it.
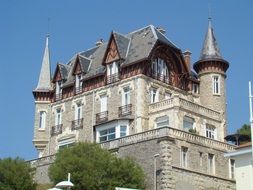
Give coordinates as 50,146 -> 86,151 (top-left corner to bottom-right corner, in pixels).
32,35 -> 52,157
194,19 -> 229,138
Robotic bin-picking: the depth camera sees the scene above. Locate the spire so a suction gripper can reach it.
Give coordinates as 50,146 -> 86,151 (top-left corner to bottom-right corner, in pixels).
199,19 -> 223,61
36,35 -> 52,91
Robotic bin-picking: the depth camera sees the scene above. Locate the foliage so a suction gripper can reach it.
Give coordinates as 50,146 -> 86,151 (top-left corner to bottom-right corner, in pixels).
0,157 -> 36,190
49,142 -> 145,190
188,128 -> 197,134
237,124 -> 251,141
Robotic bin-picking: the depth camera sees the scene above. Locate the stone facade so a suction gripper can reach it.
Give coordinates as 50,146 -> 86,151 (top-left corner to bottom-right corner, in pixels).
30,127 -> 236,189
31,24 -> 236,189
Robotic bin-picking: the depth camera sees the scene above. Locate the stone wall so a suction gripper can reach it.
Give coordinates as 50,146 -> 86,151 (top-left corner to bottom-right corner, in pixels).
30,127 -> 236,190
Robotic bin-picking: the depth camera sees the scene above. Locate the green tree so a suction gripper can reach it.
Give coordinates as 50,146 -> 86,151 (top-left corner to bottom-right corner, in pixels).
0,157 -> 36,190
49,142 -> 145,190
237,124 -> 251,141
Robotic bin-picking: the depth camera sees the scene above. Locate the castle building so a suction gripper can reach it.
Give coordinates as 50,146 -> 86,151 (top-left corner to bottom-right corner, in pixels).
32,21 -> 236,189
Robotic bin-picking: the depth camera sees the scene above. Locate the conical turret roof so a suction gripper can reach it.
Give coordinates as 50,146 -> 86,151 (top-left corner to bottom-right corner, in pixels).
199,19 -> 223,61
35,35 -> 52,91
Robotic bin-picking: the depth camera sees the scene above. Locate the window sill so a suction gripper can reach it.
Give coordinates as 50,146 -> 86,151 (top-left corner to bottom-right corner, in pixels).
38,128 -> 46,131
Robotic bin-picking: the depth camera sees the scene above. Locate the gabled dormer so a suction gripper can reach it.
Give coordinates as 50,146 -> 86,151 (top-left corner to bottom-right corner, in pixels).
103,32 -> 130,84
72,54 -> 91,94
53,63 -> 70,101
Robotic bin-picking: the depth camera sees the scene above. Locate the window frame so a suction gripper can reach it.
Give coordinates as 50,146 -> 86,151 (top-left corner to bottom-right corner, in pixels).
229,159 -> 235,179
206,124 -> 216,139
55,108 -> 62,126
181,147 -> 188,168
96,120 -> 129,143
183,116 -> 194,131
150,88 -> 158,103
155,116 -> 169,128
208,153 -> 215,175
212,75 -> 220,95
39,111 -> 46,130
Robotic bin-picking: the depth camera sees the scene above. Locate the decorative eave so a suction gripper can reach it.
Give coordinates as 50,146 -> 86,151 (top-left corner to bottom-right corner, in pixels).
193,58 -> 229,74
32,89 -> 53,101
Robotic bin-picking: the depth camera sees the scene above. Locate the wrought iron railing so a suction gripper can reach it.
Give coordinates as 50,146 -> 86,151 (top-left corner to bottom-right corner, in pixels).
107,73 -> 119,84
74,86 -> 83,95
71,118 -> 83,130
119,104 -> 132,117
51,124 -> 63,136
55,93 -> 62,101
96,111 -> 108,124
150,72 -> 170,84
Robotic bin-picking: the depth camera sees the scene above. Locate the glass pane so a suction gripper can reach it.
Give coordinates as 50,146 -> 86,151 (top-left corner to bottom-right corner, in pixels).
100,130 -> 107,136
108,134 -> 116,140
99,136 -> 107,142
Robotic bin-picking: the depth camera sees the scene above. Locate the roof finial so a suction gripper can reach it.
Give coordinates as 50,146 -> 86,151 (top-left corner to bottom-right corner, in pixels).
208,3 -> 212,21
47,17 -> 50,37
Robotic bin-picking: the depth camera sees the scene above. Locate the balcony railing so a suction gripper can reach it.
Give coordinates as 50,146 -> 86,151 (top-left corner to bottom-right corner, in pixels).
96,111 -> 108,124
107,73 -> 119,84
74,86 -> 83,95
71,118 -> 83,130
150,72 -> 170,84
55,93 -> 62,101
51,124 -> 63,136
119,104 -> 132,117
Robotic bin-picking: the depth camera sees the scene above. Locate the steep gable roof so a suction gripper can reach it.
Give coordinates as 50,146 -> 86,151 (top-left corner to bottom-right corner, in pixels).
56,25 -> 184,84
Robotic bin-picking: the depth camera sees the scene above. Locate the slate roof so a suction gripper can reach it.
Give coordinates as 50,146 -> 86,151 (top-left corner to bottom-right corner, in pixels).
199,20 -> 223,61
56,25 -> 183,85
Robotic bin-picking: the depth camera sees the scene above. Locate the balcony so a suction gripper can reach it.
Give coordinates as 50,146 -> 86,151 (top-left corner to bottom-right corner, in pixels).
119,104 -> 132,117
51,124 -> 63,136
55,93 -> 62,101
71,118 -> 83,130
107,73 -> 119,84
74,86 -> 83,95
150,72 -> 170,84
96,111 -> 108,124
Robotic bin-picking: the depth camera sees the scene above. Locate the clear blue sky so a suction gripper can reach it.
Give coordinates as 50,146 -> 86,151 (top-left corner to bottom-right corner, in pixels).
0,0 -> 252,160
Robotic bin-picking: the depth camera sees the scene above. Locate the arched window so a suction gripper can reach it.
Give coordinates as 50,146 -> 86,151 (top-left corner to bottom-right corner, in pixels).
151,58 -> 169,83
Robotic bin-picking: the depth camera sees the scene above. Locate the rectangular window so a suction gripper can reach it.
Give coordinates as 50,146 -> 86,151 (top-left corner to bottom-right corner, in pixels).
206,124 -> 216,139
150,88 -> 158,103
55,108 -> 62,126
99,127 -> 116,142
39,111 -> 46,129
75,103 -> 82,120
56,81 -> 62,95
183,116 -> 194,131
122,87 -> 130,106
100,95 -> 107,112
230,159 -> 235,179
192,83 -> 199,94
199,152 -> 203,167
208,153 -> 215,174
213,76 -> 220,94
155,116 -> 169,128
165,92 -> 172,99
120,125 -> 127,137
181,147 -> 188,168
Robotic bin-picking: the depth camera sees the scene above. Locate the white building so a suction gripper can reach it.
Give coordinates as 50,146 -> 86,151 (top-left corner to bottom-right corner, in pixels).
225,142 -> 253,190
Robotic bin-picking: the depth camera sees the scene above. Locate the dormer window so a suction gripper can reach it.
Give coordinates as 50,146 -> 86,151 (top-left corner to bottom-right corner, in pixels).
55,81 -> 63,101
75,74 -> 83,94
107,61 -> 119,84
151,58 -> 169,83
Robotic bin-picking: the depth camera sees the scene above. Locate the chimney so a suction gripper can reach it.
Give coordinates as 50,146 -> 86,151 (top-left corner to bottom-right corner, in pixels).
183,50 -> 192,72
156,27 -> 166,34
95,39 -> 103,46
